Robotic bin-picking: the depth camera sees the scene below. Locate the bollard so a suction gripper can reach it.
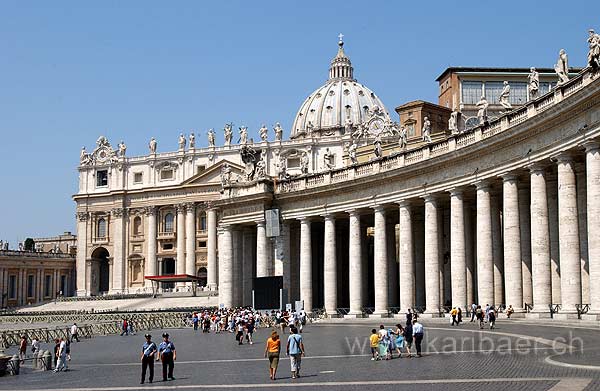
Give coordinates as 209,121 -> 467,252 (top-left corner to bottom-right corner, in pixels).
32,351 -> 38,370
10,355 -> 19,375
43,350 -> 52,371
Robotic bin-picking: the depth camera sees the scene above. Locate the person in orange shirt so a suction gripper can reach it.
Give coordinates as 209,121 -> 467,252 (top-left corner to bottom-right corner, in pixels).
264,330 -> 281,380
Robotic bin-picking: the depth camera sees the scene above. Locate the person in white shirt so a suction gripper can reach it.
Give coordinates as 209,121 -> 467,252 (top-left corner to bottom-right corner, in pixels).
412,320 -> 424,357
70,323 -> 79,342
54,338 -> 68,372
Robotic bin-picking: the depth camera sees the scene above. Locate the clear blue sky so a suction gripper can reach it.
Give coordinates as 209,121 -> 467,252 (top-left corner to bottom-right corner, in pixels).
0,1 -> 598,246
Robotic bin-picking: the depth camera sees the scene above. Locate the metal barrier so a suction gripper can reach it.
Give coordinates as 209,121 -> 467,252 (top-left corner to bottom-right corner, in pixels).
576,304 -> 590,319
361,307 -> 375,315
335,308 -> 350,316
387,307 -> 401,315
524,303 -> 533,313
549,304 -> 561,318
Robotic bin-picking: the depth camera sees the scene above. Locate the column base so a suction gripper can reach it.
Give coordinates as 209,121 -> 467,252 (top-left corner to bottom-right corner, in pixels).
419,311 -> 442,318
325,311 -> 340,318
344,313 -> 365,319
76,289 -> 88,297
525,311 -> 552,319
553,312 -> 579,320
369,311 -> 390,318
580,313 -> 600,321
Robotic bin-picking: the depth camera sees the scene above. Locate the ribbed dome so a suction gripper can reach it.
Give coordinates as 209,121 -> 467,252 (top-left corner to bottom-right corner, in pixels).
290,35 -> 391,139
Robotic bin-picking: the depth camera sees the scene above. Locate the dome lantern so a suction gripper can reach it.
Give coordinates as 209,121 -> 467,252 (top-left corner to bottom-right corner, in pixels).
329,33 -> 354,81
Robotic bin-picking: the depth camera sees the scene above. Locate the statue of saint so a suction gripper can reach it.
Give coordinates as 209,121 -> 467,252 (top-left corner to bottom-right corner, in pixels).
259,124 -> 269,141
189,132 -> 195,148
220,163 -> 232,187
373,133 -> 382,158
348,140 -> 358,165
274,122 -> 283,141
277,154 -> 288,181
239,126 -> 248,145
421,117 -> 432,143
448,110 -> 459,134
80,147 -> 92,165
323,148 -> 334,170
555,49 -> 569,85
178,133 -> 186,150
149,137 -> 157,154
255,151 -> 267,179
587,29 -> 600,73
398,126 -> 408,149
499,81 -> 512,110
528,67 -> 539,100
224,123 -> 233,146
300,151 -> 309,174
344,117 -> 354,136
476,96 -> 489,125
118,140 -> 127,157
207,129 -> 215,147
306,121 -> 314,135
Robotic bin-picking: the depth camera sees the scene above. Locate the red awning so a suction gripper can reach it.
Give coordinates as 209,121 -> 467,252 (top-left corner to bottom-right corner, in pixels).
144,274 -> 201,283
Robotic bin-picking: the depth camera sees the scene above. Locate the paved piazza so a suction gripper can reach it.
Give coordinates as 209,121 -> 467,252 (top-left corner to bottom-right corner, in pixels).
2,320 -> 600,390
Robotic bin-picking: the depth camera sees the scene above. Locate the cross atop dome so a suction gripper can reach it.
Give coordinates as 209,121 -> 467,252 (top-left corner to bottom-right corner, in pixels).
329,33 -> 353,80
338,33 -> 344,46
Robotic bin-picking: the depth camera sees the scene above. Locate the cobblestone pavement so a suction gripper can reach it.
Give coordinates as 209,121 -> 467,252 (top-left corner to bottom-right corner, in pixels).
1,319 -> 599,390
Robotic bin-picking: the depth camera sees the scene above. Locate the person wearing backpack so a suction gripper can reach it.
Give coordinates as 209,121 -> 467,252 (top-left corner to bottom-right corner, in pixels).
286,326 -> 305,379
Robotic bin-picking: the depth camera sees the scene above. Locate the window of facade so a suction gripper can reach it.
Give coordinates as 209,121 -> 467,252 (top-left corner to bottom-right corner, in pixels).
160,169 -> 174,180
27,275 -> 34,298
287,157 -> 300,169
539,82 -> 554,94
44,275 -> 52,297
199,214 -> 207,231
508,82 -> 527,105
96,170 -> 108,187
60,275 -> 67,295
461,81 -> 483,105
164,213 -> 174,233
133,216 -> 142,236
97,218 -> 107,238
198,241 -> 207,248
196,165 -> 206,174
484,82 -> 504,104
406,124 -> 416,138
133,172 -> 143,184
162,243 -> 174,250
8,275 -> 16,299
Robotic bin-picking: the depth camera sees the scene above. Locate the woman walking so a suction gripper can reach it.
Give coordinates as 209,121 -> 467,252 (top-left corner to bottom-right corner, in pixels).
264,330 -> 281,380
393,324 -> 405,358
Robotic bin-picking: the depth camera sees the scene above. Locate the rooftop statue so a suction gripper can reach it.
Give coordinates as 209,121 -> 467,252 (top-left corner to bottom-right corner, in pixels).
274,122 -> 283,141
398,126 -> 408,149
277,154 -> 288,181
499,81 -> 512,111
588,29 -> 600,76
348,140 -> 358,165
422,116 -> 432,143
323,147 -> 334,170
118,140 -> 127,157
255,151 -> 267,180
80,146 -> 92,166
178,133 -> 186,150
449,109 -> 459,134
239,126 -> 248,145
555,49 -> 569,85
476,96 -> 489,125
149,137 -> 157,154
259,124 -> 268,142
306,121 -> 314,135
528,67 -> 539,100
224,123 -> 233,146
189,132 -> 195,148
345,117 -> 354,136
240,144 -> 258,181
373,133 -> 382,158
207,129 -> 215,147
220,163 -> 232,188
300,151 -> 309,174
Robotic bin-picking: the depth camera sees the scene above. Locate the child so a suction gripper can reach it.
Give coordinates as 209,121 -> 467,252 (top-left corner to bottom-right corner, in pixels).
369,329 -> 380,361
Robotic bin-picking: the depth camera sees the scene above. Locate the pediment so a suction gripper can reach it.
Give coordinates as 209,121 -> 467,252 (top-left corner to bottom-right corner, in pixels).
183,160 -> 245,186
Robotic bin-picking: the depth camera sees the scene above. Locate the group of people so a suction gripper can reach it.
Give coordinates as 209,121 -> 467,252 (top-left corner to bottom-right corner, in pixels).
369,310 -> 424,360
139,332 -> 177,384
469,303 -> 498,329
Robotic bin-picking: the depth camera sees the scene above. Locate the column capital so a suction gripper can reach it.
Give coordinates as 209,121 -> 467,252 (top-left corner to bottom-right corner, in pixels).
322,214 -> 336,222
396,199 -> 413,208
217,225 -> 233,234
345,208 -> 363,217
110,208 -> 127,218
372,205 -> 386,213
474,179 -> 491,191
499,172 -> 519,182
175,203 -> 187,213
553,151 -> 575,164
255,219 -> 266,227
527,162 -> 547,174
144,206 -> 157,216
583,140 -> 600,152
421,193 -> 438,203
76,211 -> 89,222
447,187 -> 465,197
184,202 -> 196,213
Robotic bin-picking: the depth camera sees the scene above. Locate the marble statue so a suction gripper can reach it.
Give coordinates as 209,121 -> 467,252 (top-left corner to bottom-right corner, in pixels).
300,151 -> 309,174
178,133 -> 186,150
476,96 -> 489,125
449,110 -> 459,134
80,147 -> 92,165
277,154 -> 288,181
373,133 -> 382,158
239,126 -> 248,145
344,117 -> 354,136
259,124 -> 268,142
224,123 -> 233,146
348,140 -> 358,165
240,144 -> 258,181
149,137 -> 157,154
422,117 -> 432,143
323,148 -> 334,170
220,163 -> 232,187
499,81 -> 512,110
189,132 -> 195,148
274,123 -> 283,141
528,67 -> 539,100
207,129 -> 215,147
118,140 -> 127,157
255,151 -> 267,179
398,126 -> 408,149
588,29 -> 600,74
306,121 -> 314,134
555,49 -> 569,85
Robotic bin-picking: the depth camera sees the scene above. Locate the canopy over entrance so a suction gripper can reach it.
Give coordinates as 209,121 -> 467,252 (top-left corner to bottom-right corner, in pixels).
144,274 -> 202,296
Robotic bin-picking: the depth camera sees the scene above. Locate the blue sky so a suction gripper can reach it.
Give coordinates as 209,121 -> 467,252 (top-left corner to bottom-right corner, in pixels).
0,1 -> 598,246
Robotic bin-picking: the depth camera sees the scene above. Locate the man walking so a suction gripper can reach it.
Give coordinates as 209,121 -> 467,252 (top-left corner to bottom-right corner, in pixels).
470,303 -> 477,322
286,326 -> 305,379
158,333 -> 176,381
140,334 -> 157,384
54,338 -> 68,372
70,323 -> 79,342
412,319 -> 424,358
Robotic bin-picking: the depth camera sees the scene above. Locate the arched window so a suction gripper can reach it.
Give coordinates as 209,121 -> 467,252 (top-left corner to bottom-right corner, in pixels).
164,213 -> 174,233
133,216 -> 142,236
198,212 -> 207,231
97,218 -> 107,238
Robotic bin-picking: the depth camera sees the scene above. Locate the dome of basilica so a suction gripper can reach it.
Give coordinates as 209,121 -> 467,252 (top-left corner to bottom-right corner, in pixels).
290,36 -> 391,139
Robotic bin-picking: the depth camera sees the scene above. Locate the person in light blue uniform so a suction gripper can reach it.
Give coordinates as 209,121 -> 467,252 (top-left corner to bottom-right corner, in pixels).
158,333 -> 176,381
140,334 -> 157,384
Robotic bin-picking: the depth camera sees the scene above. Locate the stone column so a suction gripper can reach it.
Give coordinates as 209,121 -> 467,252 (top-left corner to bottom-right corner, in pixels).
347,210 -> 363,317
387,219 -> 399,308
373,206 -> 389,316
518,184 -> 533,306
450,189 -> 467,310
586,142 -> 600,314
502,174 -> 523,310
145,207 -> 157,289
423,196 -> 440,315
547,174 -> 561,304
274,221 -> 291,296
491,193 -> 504,305
242,228 -> 254,307
323,214 -> 337,316
476,182 -> 494,306
232,229 -> 243,307
299,217 -> 312,312
530,165 -> 551,312
207,208 -> 218,290
76,212 -> 89,296
256,220 -> 270,278
185,203 -> 196,280
414,209 -> 426,308
217,226 -> 233,307
576,165 -> 590,305
176,204 -> 186,287
465,203 -> 474,306
111,208 -> 127,293
556,155 -> 581,314
399,201 -> 415,311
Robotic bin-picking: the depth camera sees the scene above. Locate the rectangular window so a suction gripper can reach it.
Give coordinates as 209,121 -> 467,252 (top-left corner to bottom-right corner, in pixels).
406,124 -> 416,138
287,158 -> 300,169
461,81 -> 483,105
162,243 -> 174,250
60,275 -> 67,295
198,241 -> 207,248
133,172 -> 143,184
8,275 -> 16,299
539,82 -> 554,94
44,275 -> 52,297
509,82 -> 527,105
199,215 -> 207,231
96,170 -> 108,187
484,81 -> 504,104
27,275 -> 34,298
160,169 -> 174,180
196,165 -> 206,174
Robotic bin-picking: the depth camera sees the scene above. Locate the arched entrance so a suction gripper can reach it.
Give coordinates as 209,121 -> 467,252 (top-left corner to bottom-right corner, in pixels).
162,258 -> 176,290
91,247 -> 110,295
197,267 -> 207,288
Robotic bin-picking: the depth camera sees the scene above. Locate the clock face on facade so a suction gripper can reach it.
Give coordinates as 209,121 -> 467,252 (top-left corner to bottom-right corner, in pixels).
368,118 -> 385,135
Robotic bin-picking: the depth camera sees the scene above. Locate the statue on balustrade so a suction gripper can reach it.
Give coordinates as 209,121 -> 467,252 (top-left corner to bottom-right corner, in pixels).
224,123 -> 233,146
344,117 -> 354,136
240,144 -> 259,181
555,49 -> 569,85
499,81 -> 512,111
259,124 -> 269,142
220,163 -> 232,187
300,151 -> 310,174
189,132 -> 195,148
178,133 -> 186,150
255,151 -> 267,179
588,29 -> 600,77
118,140 -> 127,157
277,154 -> 289,181
449,110 -> 459,134
239,126 -> 248,145
398,126 -> 408,149
149,137 -> 157,154
476,96 -> 489,125
207,129 -> 216,147
421,117 -> 432,143
274,122 -> 283,141
348,140 -> 358,164
323,148 -> 334,170
528,67 -> 539,100
306,121 -> 314,135
373,133 -> 382,158
80,147 -> 92,165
